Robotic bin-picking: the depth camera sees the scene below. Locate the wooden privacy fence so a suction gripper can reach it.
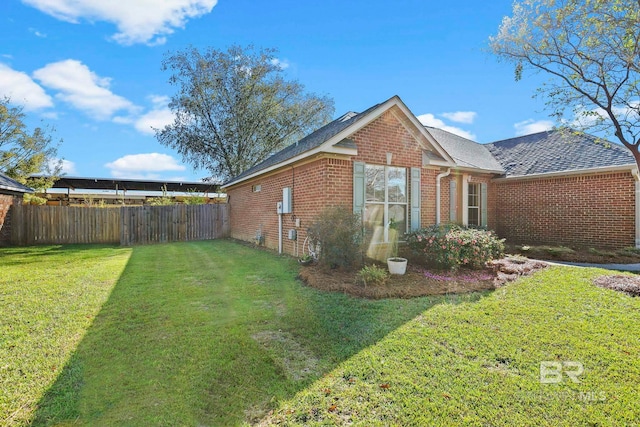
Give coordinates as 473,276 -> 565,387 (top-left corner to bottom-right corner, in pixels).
10,204 -> 229,246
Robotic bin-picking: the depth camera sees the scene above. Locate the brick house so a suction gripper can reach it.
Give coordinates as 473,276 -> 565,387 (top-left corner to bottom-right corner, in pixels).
223,96 -> 638,255
0,172 -> 33,245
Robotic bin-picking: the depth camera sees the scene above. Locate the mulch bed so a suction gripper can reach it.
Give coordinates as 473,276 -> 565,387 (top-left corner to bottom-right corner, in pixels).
593,275 -> 640,297
298,257 -> 548,299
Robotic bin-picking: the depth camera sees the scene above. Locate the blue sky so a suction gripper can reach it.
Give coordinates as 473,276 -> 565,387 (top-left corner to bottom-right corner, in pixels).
0,0 -> 554,182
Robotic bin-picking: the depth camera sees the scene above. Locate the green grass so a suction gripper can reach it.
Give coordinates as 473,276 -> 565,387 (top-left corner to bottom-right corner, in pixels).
1,240 -> 459,426
0,245 -> 132,426
265,267 -> 640,426
2,241 -> 639,426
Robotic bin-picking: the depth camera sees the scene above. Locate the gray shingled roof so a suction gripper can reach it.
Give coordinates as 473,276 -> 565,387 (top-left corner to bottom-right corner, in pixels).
425,127 -> 504,172
225,103 -> 382,185
486,130 -> 635,177
0,171 -> 33,194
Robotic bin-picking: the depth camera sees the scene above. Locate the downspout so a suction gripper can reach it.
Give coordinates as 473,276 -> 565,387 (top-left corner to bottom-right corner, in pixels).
633,168 -> 640,248
436,168 -> 451,224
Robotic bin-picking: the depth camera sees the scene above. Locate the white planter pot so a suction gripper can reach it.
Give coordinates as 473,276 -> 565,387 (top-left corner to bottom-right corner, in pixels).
387,257 -> 408,275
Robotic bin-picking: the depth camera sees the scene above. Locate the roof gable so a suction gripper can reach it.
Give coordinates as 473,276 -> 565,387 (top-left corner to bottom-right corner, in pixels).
223,96 -> 456,187
425,127 -> 504,172
487,130 -> 635,177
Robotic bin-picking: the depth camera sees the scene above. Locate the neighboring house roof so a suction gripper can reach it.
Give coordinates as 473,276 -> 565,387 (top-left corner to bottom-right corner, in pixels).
0,172 -> 33,194
41,175 -> 220,193
487,130 -> 636,177
223,96 -> 457,188
425,127 -> 504,173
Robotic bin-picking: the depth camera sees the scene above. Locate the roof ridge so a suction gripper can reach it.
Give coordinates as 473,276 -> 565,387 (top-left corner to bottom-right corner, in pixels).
488,129 -> 555,145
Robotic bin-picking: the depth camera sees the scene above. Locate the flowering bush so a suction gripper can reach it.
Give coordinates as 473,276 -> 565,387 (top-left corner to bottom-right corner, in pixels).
406,224 -> 505,270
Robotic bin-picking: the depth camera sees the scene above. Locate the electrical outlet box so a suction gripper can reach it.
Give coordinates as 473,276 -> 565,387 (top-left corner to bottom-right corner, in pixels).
276,202 -> 283,214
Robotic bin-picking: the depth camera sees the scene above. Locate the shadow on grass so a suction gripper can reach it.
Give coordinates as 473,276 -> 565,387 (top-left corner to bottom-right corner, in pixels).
0,244 -> 120,266
31,240 -> 490,426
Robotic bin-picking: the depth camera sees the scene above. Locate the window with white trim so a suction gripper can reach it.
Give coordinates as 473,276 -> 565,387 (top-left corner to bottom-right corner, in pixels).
468,183 -> 480,226
364,165 -> 407,244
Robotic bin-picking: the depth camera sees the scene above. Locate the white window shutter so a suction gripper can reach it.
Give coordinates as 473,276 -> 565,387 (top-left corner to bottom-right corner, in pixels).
410,167 -> 421,231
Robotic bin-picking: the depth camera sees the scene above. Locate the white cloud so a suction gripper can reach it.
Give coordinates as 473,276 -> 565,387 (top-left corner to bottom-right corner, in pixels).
134,95 -> 174,135
440,111 -> 477,124
105,153 -> 186,178
514,119 -> 554,136
48,158 -> 76,174
417,113 -> 477,140
0,63 -> 53,111
270,58 -> 290,70
29,27 -> 47,38
33,59 -> 138,120
22,0 -> 218,45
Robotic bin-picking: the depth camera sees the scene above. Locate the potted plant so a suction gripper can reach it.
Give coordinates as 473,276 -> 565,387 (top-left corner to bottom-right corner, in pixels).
386,219 -> 407,275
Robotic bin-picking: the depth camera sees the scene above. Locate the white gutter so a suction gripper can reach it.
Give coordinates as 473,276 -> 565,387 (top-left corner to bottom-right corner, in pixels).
435,168 -> 451,224
491,164 -> 636,182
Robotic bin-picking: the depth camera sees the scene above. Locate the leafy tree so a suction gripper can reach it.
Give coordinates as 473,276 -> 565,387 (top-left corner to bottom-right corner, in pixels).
157,45 -> 335,182
490,0 -> 640,167
0,97 -> 61,190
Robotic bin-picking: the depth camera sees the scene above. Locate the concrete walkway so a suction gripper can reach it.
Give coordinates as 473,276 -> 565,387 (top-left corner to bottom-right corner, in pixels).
546,260 -> 640,272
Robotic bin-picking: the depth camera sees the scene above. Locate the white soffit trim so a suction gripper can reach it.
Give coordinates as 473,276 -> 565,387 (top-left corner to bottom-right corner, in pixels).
491,164 -> 637,182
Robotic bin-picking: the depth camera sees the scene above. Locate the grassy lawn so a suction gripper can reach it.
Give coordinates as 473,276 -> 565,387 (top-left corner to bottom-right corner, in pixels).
1,240 -> 457,425
1,240 -> 638,426
265,267 -> 640,426
0,245 -> 132,426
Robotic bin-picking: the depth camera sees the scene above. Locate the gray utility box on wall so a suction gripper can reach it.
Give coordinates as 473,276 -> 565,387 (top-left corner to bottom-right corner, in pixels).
288,229 -> 297,240
282,187 -> 292,214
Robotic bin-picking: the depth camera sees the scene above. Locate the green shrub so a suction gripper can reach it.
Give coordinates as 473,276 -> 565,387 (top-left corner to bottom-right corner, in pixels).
357,264 -> 389,287
617,246 -> 640,257
307,205 -> 363,269
538,245 -> 575,257
407,224 -> 504,270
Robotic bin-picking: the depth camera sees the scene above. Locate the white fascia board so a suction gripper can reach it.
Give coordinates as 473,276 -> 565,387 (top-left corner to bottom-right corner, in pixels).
0,184 -> 33,194
454,166 -> 505,175
491,164 -> 637,182
426,159 -> 456,167
221,144 -> 359,188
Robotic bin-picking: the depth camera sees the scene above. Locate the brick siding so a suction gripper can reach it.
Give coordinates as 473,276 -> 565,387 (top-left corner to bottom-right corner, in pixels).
227,108 -> 445,254
228,107 -> 635,253
0,194 -> 20,245
492,171 -> 635,249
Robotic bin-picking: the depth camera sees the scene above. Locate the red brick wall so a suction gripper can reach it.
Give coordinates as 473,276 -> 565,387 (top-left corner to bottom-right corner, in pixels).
0,194 -> 19,245
351,108 -> 434,229
492,171 -> 635,249
439,173 -> 494,228
227,108 -> 497,254
228,157 -> 336,254
227,108 -> 441,254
